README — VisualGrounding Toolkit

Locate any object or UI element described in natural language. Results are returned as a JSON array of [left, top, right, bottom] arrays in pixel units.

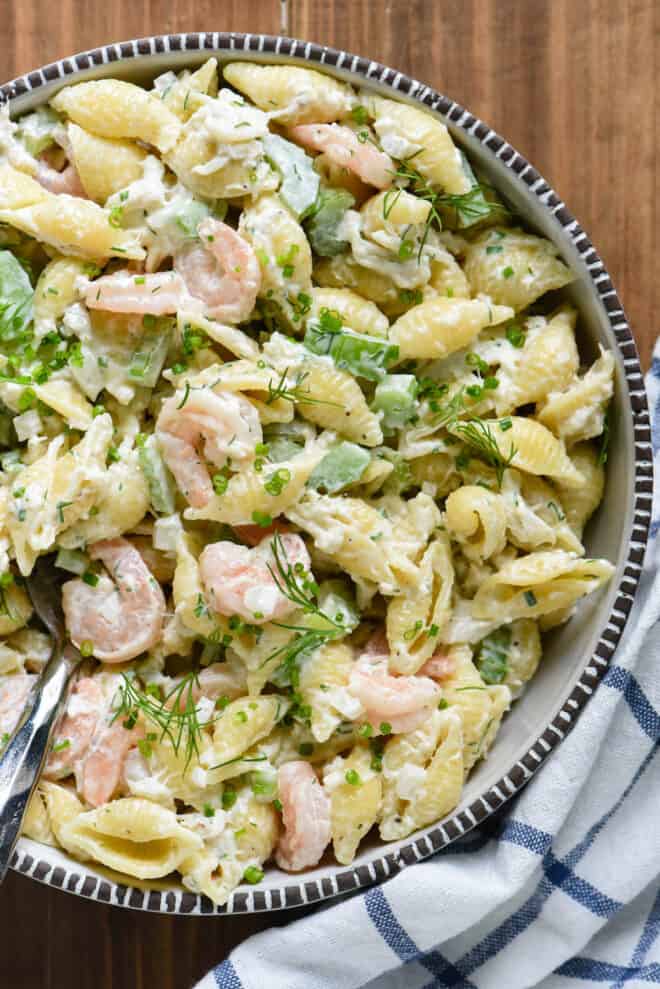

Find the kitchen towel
[[197, 350, 660, 989]]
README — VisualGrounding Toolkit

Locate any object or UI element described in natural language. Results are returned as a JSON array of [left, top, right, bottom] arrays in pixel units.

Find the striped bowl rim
[[1, 31, 653, 915]]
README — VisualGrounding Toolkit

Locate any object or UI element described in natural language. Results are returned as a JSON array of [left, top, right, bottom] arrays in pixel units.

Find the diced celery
[[263, 134, 320, 221], [317, 579, 360, 632], [69, 342, 105, 401], [304, 320, 399, 381], [305, 186, 355, 258], [475, 626, 511, 684], [439, 153, 503, 230], [55, 547, 89, 576], [173, 200, 212, 239], [249, 766, 278, 802], [0, 450, 22, 474], [0, 251, 33, 343], [371, 374, 418, 431], [304, 187, 354, 256], [262, 422, 307, 462], [374, 448, 414, 493], [128, 318, 172, 388], [16, 106, 60, 157], [153, 513, 183, 552], [268, 436, 303, 462], [138, 435, 177, 515], [307, 442, 370, 494]]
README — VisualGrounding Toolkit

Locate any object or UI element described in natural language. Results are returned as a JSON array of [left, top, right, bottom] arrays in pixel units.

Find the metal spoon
[[0, 555, 81, 882]]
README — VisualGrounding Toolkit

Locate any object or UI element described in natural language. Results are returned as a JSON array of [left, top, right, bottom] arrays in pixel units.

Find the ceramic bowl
[[0, 32, 652, 915]]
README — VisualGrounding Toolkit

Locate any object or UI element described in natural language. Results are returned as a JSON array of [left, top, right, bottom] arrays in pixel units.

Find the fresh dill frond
[[428, 387, 467, 429], [268, 533, 324, 615], [262, 626, 335, 687], [112, 671, 213, 769], [390, 157, 509, 260], [261, 534, 345, 683], [598, 404, 611, 466], [449, 417, 517, 489], [208, 752, 268, 771], [266, 366, 341, 408]]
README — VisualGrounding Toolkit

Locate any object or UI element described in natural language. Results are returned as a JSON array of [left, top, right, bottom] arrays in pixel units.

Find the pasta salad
[[0, 59, 615, 903]]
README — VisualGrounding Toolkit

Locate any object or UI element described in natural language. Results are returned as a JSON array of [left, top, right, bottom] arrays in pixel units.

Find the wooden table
[[0, 1, 656, 986]]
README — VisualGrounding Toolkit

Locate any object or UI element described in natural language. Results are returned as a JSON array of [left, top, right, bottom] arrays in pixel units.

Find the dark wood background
[[0, 1, 657, 986]]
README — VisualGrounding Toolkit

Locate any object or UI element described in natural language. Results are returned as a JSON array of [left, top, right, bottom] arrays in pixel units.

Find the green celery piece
[[267, 436, 304, 463], [0, 251, 33, 343], [373, 448, 414, 494], [249, 769, 277, 800], [307, 442, 370, 494], [317, 579, 360, 632], [0, 450, 22, 474], [16, 106, 60, 157], [262, 421, 307, 463], [138, 435, 177, 515], [304, 186, 354, 256], [475, 626, 511, 684], [263, 134, 320, 220], [173, 199, 212, 239], [55, 548, 89, 576], [439, 152, 503, 230], [128, 318, 173, 388], [304, 321, 399, 381], [371, 374, 418, 431]]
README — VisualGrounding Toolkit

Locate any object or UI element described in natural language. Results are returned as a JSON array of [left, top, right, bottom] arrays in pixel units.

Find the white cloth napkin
[[197, 355, 660, 989]]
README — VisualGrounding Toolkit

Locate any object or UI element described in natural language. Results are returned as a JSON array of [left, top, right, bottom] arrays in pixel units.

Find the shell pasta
[[0, 58, 613, 905]]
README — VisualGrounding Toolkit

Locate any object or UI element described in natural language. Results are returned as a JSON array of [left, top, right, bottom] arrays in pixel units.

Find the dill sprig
[[266, 366, 341, 408], [261, 534, 345, 682], [428, 387, 467, 429], [449, 418, 517, 489], [112, 671, 214, 769], [597, 404, 611, 466], [267, 533, 327, 614], [388, 157, 509, 260], [209, 752, 268, 771]]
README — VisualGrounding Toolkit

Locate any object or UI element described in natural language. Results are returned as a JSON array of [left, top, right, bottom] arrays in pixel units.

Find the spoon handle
[[0, 648, 77, 882]]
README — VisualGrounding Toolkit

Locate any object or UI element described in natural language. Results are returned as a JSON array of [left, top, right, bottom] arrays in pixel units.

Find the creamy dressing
[[0, 105, 37, 174], [337, 211, 440, 289]]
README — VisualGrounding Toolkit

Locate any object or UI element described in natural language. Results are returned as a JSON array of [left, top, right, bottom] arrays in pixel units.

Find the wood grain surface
[[0, 2, 657, 987]]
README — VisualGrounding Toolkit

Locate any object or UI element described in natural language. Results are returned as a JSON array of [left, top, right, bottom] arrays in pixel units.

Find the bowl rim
[[1, 30, 653, 917]]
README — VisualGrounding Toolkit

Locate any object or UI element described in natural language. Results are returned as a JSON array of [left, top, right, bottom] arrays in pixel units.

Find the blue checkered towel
[[197, 354, 660, 989]]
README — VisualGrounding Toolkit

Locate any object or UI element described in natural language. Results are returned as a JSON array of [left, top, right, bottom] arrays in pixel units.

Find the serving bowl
[[0, 32, 652, 915]]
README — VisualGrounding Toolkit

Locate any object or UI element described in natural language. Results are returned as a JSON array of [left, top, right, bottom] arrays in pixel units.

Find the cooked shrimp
[[193, 660, 248, 702], [84, 270, 190, 315], [0, 673, 35, 739], [418, 651, 456, 682], [129, 536, 177, 584], [156, 387, 261, 508], [233, 520, 291, 547], [79, 716, 144, 807], [199, 533, 311, 625], [275, 761, 331, 872], [62, 537, 166, 663], [349, 638, 440, 734], [174, 218, 261, 324], [36, 158, 87, 197], [45, 677, 103, 778], [289, 124, 394, 190], [43, 675, 143, 807]]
